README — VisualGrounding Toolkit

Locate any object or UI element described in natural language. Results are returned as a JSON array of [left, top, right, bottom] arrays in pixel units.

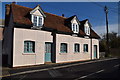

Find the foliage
[[99, 32, 120, 52]]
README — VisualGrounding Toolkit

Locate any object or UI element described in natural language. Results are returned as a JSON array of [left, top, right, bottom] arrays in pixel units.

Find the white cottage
[[3, 3, 100, 67]]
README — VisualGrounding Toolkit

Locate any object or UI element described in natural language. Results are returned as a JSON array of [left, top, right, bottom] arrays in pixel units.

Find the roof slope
[[5, 3, 100, 39], [80, 19, 100, 39], [10, 3, 72, 33]]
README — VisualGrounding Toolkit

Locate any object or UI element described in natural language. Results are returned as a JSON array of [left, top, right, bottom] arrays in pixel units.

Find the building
[[0, 19, 4, 55], [3, 3, 100, 67]]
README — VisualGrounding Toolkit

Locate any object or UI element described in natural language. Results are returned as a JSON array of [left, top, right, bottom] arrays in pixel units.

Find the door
[[94, 45, 97, 59], [45, 42, 52, 62]]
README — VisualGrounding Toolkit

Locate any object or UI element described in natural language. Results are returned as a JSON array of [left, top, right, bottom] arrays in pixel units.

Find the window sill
[[22, 53, 36, 55], [83, 52, 88, 53], [31, 26, 42, 29], [59, 53, 67, 55], [74, 52, 80, 54]]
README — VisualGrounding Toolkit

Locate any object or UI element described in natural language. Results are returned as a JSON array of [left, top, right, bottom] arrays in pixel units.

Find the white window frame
[[32, 15, 44, 27], [83, 44, 88, 52], [74, 43, 80, 53], [60, 43, 67, 53], [24, 41, 35, 53], [72, 23, 79, 33], [84, 21, 90, 35]]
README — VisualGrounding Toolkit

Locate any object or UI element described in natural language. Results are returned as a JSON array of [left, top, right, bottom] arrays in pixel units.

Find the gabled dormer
[[84, 20, 90, 36], [30, 5, 46, 28], [70, 15, 80, 33]]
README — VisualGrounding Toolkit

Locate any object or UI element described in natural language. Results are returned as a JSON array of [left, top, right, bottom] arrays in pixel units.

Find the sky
[[1, 2, 119, 36]]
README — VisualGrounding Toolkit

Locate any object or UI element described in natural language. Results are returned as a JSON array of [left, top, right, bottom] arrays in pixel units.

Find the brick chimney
[[62, 14, 64, 17], [5, 4, 10, 26], [12, 1, 16, 4]]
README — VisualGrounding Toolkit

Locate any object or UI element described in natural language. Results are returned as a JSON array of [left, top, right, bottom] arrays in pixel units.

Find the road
[[2, 58, 120, 80]]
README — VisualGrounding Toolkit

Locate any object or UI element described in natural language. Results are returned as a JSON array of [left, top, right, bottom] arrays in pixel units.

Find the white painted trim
[[84, 20, 90, 36], [30, 5, 46, 17], [32, 15, 44, 27]]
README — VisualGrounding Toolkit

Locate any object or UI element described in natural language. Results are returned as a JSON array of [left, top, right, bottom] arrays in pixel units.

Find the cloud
[[93, 24, 118, 36]]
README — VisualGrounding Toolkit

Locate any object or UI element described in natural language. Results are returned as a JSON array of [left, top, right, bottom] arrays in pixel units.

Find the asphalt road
[[2, 58, 120, 80]]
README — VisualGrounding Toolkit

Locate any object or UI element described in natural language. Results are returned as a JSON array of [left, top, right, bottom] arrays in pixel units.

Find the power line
[[89, 1, 120, 14]]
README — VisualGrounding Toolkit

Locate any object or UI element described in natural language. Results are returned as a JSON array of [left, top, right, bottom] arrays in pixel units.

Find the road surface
[[2, 58, 120, 80]]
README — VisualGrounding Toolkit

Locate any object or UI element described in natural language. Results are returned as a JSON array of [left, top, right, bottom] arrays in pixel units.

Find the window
[[76, 25, 78, 32], [74, 44, 80, 53], [24, 41, 35, 53], [84, 24, 90, 35], [38, 17, 42, 26], [60, 43, 67, 53], [83, 44, 88, 52], [87, 27, 90, 35], [85, 27, 90, 35], [72, 23, 79, 33], [73, 24, 75, 31], [33, 16, 37, 26], [32, 15, 43, 27]]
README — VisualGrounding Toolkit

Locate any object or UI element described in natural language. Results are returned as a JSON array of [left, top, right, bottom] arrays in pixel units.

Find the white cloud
[[93, 24, 118, 36]]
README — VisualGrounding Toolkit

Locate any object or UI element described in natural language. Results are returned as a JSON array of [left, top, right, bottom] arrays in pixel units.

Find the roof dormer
[[70, 16, 80, 33], [30, 5, 46, 29], [84, 20, 90, 36]]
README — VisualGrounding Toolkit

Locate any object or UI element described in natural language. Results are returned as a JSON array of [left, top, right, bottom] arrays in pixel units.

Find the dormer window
[[38, 17, 42, 26], [30, 5, 46, 28], [84, 21, 90, 35], [33, 15, 37, 26], [85, 26, 90, 35], [76, 24, 78, 32], [70, 16, 80, 34], [72, 23, 79, 33], [32, 15, 43, 27]]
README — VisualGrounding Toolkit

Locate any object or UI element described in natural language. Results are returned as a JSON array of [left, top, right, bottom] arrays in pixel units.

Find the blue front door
[[94, 45, 97, 59], [45, 42, 52, 62]]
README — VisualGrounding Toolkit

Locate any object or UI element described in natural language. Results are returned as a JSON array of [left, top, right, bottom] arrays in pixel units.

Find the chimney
[[5, 4, 10, 26], [5, 4, 10, 15], [12, 1, 16, 4], [62, 14, 64, 17]]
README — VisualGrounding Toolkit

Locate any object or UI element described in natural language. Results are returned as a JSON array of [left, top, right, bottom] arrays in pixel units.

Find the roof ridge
[[11, 3, 32, 10]]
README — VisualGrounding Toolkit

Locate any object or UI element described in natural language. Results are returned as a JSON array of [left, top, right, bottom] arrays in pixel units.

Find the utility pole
[[104, 6, 109, 57]]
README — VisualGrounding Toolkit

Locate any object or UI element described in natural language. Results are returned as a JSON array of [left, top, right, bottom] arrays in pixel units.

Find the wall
[[56, 34, 91, 63], [0, 28, 3, 55], [13, 28, 99, 67], [91, 39, 99, 59], [13, 28, 53, 67], [56, 34, 99, 63], [0, 28, 3, 40]]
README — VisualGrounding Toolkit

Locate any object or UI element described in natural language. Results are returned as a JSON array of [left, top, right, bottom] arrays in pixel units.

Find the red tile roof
[[5, 3, 100, 39]]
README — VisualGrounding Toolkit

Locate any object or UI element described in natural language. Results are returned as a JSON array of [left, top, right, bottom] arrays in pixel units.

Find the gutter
[[91, 38, 92, 60]]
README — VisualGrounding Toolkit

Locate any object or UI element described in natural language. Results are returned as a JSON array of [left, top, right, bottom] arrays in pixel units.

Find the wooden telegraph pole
[[104, 6, 110, 57]]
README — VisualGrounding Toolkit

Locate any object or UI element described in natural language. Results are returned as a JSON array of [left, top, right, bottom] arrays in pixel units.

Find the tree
[[99, 32, 120, 52]]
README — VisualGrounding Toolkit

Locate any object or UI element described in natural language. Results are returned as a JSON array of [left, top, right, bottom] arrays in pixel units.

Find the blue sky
[[1, 2, 119, 35]]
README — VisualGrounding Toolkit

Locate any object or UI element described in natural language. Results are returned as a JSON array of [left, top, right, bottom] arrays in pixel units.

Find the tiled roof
[[80, 19, 100, 39], [5, 3, 100, 39], [90, 29, 100, 39], [44, 12, 72, 33]]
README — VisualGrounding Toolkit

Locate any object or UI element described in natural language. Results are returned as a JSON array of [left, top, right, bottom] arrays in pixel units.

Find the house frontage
[[3, 3, 100, 67]]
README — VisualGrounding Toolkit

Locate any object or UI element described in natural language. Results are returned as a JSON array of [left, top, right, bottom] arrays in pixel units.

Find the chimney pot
[[62, 14, 64, 17], [12, 1, 16, 4]]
